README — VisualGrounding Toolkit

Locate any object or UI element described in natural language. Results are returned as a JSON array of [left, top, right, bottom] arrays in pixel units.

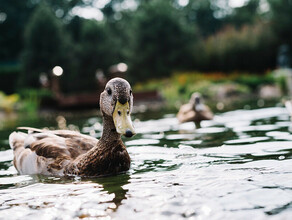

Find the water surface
[[0, 107, 292, 219]]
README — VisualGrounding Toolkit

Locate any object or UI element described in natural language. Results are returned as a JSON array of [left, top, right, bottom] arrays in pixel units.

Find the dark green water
[[0, 106, 292, 219]]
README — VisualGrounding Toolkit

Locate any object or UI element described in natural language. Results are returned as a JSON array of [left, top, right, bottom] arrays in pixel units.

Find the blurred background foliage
[[0, 0, 291, 95]]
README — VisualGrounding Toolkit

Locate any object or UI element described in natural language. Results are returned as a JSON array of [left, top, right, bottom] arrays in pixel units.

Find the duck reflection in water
[[177, 92, 213, 128], [91, 173, 130, 212]]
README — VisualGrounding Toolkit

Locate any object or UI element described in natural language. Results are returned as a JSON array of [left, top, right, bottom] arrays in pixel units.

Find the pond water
[[0, 106, 292, 219]]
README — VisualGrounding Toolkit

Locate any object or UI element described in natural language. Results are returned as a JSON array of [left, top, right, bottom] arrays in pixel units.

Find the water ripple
[[0, 107, 291, 219]]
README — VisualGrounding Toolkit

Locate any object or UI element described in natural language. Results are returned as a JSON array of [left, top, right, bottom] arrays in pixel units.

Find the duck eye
[[118, 110, 121, 116], [130, 90, 132, 96], [107, 88, 112, 95]]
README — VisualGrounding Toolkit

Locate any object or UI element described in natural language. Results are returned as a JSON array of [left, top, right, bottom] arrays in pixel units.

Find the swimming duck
[[9, 78, 135, 177], [177, 92, 213, 127]]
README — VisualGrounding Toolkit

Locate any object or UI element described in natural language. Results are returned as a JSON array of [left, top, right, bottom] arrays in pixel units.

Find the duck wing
[[177, 103, 196, 123], [196, 105, 214, 121], [9, 127, 98, 175]]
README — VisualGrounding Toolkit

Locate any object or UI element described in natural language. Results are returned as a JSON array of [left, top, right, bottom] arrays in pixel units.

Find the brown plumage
[[177, 92, 213, 127], [9, 78, 135, 177]]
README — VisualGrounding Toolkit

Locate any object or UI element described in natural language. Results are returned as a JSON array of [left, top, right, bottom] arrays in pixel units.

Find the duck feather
[[9, 128, 98, 175], [9, 78, 134, 177]]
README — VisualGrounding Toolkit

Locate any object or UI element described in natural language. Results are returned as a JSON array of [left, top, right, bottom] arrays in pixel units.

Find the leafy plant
[[133, 71, 277, 108], [17, 89, 53, 114], [0, 92, 19, 113]]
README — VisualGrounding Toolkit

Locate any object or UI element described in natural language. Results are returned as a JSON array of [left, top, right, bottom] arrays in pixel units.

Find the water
[[0, 106, 292, 219]]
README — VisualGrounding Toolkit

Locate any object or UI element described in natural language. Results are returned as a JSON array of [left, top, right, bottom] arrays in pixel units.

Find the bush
[[0, 91, 19, 113], [196, 23, 277, 72], [233, 73, 275, 91], [17, 88, 53, 114], [133, 71, 280, 110]]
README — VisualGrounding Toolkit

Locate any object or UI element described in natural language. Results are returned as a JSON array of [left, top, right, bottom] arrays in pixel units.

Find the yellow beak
[[113, 101, 135, 137]]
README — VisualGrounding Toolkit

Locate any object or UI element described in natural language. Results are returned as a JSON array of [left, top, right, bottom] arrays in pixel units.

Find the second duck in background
[[177, 92, 213, 128]]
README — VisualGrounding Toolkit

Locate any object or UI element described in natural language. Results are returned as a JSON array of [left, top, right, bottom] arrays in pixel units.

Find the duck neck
[[67, 113, 129, 176], [100, 113, 121, 143]]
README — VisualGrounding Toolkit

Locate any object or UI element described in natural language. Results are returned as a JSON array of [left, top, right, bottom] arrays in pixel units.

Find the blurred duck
[[285, 100, 292, 120], [177, 92, 213, 127], [9, 78, 135, 177]]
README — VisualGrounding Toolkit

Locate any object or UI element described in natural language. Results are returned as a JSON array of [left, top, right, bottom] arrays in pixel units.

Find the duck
[[177, 92, 213, 127], [9, 78, 135, 177]]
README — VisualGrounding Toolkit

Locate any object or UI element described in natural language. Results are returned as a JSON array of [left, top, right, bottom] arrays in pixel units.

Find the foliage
[[0, 64, 21, 94], [17, 88, 53, 114], [0, 91, 19, 113], [133, 71, 277, 107], [223, 0, 260, 28], [268, 0, 292, 46], [233, 73, 275, 91], [184, 0, 222, 36], [196, 23, 277, 72], [128, 0, 196, 82], [42, 0, 91, 18], [0, 88, 52, 116], [0, 0, 91, 62], [62, 17, 125, 93], [0, 0, 34, 62], [0, 0, 292, 94], [20, 3, 70, 87], [71, 20, 115, 92]]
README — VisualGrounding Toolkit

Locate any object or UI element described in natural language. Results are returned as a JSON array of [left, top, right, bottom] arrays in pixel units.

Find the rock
[[259, 85, 282, 99]]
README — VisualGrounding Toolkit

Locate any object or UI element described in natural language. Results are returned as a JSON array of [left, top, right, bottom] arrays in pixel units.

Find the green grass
[[17, 88, 53, 114], [133, 71, 279, 110], [0, 89, 53, 117]]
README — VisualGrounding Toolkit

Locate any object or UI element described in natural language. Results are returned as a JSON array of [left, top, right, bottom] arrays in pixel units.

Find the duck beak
[[113, 101, 135, 137]]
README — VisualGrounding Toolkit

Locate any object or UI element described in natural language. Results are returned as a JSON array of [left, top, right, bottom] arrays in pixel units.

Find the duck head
[[190, 92, 205, 112], [100, 77, 135, 138]]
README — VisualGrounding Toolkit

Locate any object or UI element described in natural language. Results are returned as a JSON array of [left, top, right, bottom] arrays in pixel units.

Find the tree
[[184, 0, 222, 37], [0, 0, 34, 62], [128, 0, 196, 82], [20, 3, 69, 87], [223, 0, 260, 28], [67, 19, 119, 92], [268, 0, 292, 45], [44, 0, 91, 19], [0, 0, 92, 63], [198, 23, 277, 72]]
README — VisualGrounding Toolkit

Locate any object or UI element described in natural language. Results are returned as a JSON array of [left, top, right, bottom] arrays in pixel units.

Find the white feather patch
[[9, 132, 26, 149], [18, 151, 38, 175]]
